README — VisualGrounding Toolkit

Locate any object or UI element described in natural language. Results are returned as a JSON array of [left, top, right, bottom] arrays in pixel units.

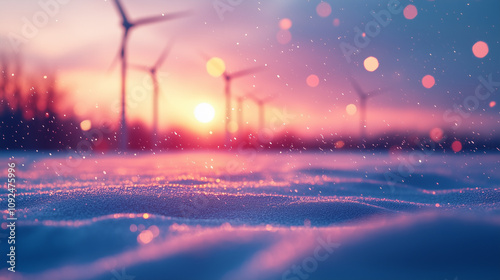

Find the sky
[[0, 0, 499, 139]]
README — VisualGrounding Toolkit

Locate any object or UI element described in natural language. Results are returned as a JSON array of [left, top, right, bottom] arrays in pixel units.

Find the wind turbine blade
[[155, 42, 173, 69], [347, 76, 365, 97], [133, 11, 192, 26], [229, 66, 266, 79], [244, 91, 257, 99], [128, 64, 150, 72], [262, 96, 275, 103], [108, 32, 128, 73], [107, 48, 121, 73], [246, 95, 263, 105], [113, 0, 129, 23], [198, 51, 212, 61], [247, 95, 258, 103], [367, 87, 390, 98]]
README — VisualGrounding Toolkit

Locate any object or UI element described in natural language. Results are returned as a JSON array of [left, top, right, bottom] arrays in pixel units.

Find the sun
[[194, 103, 215, 123]]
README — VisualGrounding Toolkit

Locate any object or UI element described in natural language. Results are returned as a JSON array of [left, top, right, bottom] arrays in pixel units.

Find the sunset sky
[[0, 0, 498, 138]]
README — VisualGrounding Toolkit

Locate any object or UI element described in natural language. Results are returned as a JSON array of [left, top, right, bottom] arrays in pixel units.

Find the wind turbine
[[111, 0, 189, 151], [236, 95, 246, 139], [129, 42, 173, 149], [204, 55, 265, 146], [248, 94, 274, 133], [348, 77, 387, 141], [221, 66, 265, 146], [235, 92, 254, 140]]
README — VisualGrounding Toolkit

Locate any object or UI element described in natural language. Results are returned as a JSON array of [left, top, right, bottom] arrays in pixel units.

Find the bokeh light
[[148, 225, 160, 238], [422, 75, 435, 89], [333, 18, 340, 27], [335, 140, 345, 148], [472, 41, 489, 58], [346, 104, 357, 115], [80, 120, 91, 131], [143, 213, 150, 219], [137, 230, 154, 244], [279, 18, 292, 30], [430, 127, 444, 142], [451, 140, 462, 153], [306, 74, 320, 87], [130, 224, 137, 232], [316, 2, 332, 17], [206, 57, 226, 77], [490, 101, 496, 108], [276, 30, 292, 44], [363, 56, 379, 72], [403, 5, 418, 20]]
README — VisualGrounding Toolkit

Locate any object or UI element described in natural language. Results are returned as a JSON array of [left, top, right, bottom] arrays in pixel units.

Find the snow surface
[[1, 152, 499, 280]]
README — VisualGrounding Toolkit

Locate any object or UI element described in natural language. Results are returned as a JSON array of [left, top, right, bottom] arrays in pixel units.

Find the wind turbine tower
[[112, 0, 189, 150], [129, 43, 173, 149]]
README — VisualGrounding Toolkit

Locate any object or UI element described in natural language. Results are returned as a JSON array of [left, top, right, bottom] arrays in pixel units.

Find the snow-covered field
[[1, 152, 500, 280]]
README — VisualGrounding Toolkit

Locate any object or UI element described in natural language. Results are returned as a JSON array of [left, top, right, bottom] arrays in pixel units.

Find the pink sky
[[0, 0, 497, 138]]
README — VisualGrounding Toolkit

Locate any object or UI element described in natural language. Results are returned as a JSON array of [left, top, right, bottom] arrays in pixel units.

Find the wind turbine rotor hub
[[122, 21, 133, 30]]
